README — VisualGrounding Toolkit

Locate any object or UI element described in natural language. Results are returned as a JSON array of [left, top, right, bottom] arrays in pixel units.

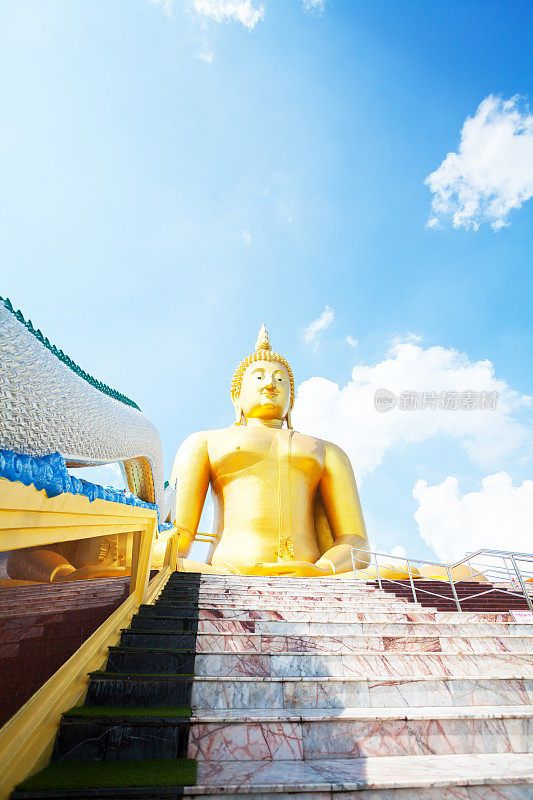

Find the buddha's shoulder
[[309, 435, 351, 463], [178, 426, 238, 451]]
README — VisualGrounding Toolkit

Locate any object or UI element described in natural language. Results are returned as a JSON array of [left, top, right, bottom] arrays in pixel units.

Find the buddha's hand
[[176, 528, 195, 557], [52, 566, 130, 582], [247, 560, 334, 577]]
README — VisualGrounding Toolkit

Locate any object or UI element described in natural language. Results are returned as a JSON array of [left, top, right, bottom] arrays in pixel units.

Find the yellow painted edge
[[0, 567, 170, 800], [0, 479, 156, 518], [0, 511, 156, 529], [0, 523, 148, 552]]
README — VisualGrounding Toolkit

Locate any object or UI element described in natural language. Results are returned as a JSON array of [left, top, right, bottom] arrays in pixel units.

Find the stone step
[[163, 584, 509, 600], [152, 601, 429, 615], [187, 706, 533, 761], [12, 754, 532, 799], [182, 753, 533, 799], [156, 599, 429, 612], [193, 632, 532, 655], [164, 579, 384, 590], [161, 584, 390, 599], [120, 630, 198, 650], [49, 706, 533, 762], [161, 584, 416, 600], [130, 617, 533, 637], [120, 629, 533, 655], [167, 576, 513, 596], [12, 759, 196, 800], [192, 650, 533, 678], [105, 646, 195, 674], [86, 674, 195, 707], [189, 675, 533, 710], [173, 600, 531, 612], [136, 606, 514, 623], [164, 576, 468, 589], [86, 673, 533, 710], [52, 714, 190, 761], [167, 576, 377, 587], [161, 586, 417, 598]]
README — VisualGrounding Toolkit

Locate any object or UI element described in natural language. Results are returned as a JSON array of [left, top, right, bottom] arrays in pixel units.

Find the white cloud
[[390, 545, 407, 559], [293, 339, 531, 482], [241, 228, 252, 244], [190, 0, 265, 29], [152, 0, 327, 28], [426, 94, 533, 231], [196, 42, 214, 62], [301, 0, 326, 12], [346, 335, 358, 348], [68, 462, 125, 489], [150, 0, 175, 17], [303, 305, 334, 348], [413, 472, 533, 562]]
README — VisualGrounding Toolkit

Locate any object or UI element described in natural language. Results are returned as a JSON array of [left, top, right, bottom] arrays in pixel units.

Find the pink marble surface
[[189, 587, 382, 597], [191, 705, 531, 721], [187, 713, 531, 761], [195, 634, 263, 653], [194, 650, 533, 679], [188, 720, 304, 761], [195, 619, 530, 636], [187, 753, 533, 792], [198, 608, 441, 623], [191, 675, 533, 704], [172, 574, 533, 799], [192, 632, 532, 656], [439, 636, 533, 654], [197, 608, 515, 624], [301, 716, 530, 759], [185, 787, 531, 799]]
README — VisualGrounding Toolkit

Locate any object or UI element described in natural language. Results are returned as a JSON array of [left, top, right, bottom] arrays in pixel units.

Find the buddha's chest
[[208, 428, 325, 484]]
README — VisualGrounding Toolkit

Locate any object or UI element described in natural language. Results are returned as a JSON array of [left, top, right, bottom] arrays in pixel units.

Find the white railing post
[[503, 555, 515, 588], [510, 554, 533, 614], [406, 559, 417, 604], [446, 565, 462, 612], [374, 551, 382, 590]]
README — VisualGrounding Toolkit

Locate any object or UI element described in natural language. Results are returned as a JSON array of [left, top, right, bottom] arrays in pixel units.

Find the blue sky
[[1, 0, 532, 564]]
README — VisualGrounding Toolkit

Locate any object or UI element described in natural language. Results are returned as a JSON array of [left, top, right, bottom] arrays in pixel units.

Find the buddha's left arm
[[315, 441, 370, 573]]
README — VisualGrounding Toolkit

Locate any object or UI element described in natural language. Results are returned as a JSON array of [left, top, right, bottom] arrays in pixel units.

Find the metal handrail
[[350, 545, 533, 614]]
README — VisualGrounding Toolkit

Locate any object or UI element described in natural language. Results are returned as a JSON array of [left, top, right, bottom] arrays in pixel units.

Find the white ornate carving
[[0, 304, 164, 510]]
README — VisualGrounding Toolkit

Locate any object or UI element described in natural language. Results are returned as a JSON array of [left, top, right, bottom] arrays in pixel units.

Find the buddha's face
[[238, 360, 291, 422]]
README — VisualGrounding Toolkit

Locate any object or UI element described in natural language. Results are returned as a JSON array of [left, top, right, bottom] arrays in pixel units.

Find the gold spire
[[255, 323, 271, 352]]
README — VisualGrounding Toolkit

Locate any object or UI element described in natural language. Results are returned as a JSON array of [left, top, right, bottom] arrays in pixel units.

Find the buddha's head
[[231, 325, 295, 428]]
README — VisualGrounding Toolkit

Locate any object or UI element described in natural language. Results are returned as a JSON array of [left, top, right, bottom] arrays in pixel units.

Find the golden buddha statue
[[171, 326, 370, 577]]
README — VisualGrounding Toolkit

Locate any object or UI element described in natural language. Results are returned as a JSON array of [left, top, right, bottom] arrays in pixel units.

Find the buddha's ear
[[285, 408, 293, 429], [233, 398, 245, 426]]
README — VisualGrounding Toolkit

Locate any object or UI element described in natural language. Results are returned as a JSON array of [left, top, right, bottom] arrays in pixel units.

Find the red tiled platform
[[0, 576, 130, 726], [368, 580, 533, 613]]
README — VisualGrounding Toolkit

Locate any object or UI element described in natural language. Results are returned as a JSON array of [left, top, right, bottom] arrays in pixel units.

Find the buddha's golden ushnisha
[[171, 325, 370, 577]]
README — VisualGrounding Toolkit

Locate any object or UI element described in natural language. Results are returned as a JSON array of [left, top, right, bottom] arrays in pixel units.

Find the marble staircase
[[12, 572, 533, 799], [177, 574, 533, 797]]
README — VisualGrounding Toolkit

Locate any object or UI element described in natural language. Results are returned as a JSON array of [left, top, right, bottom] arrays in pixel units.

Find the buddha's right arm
[[7, 548, 76, 582], [170, 432, 211, 557]]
